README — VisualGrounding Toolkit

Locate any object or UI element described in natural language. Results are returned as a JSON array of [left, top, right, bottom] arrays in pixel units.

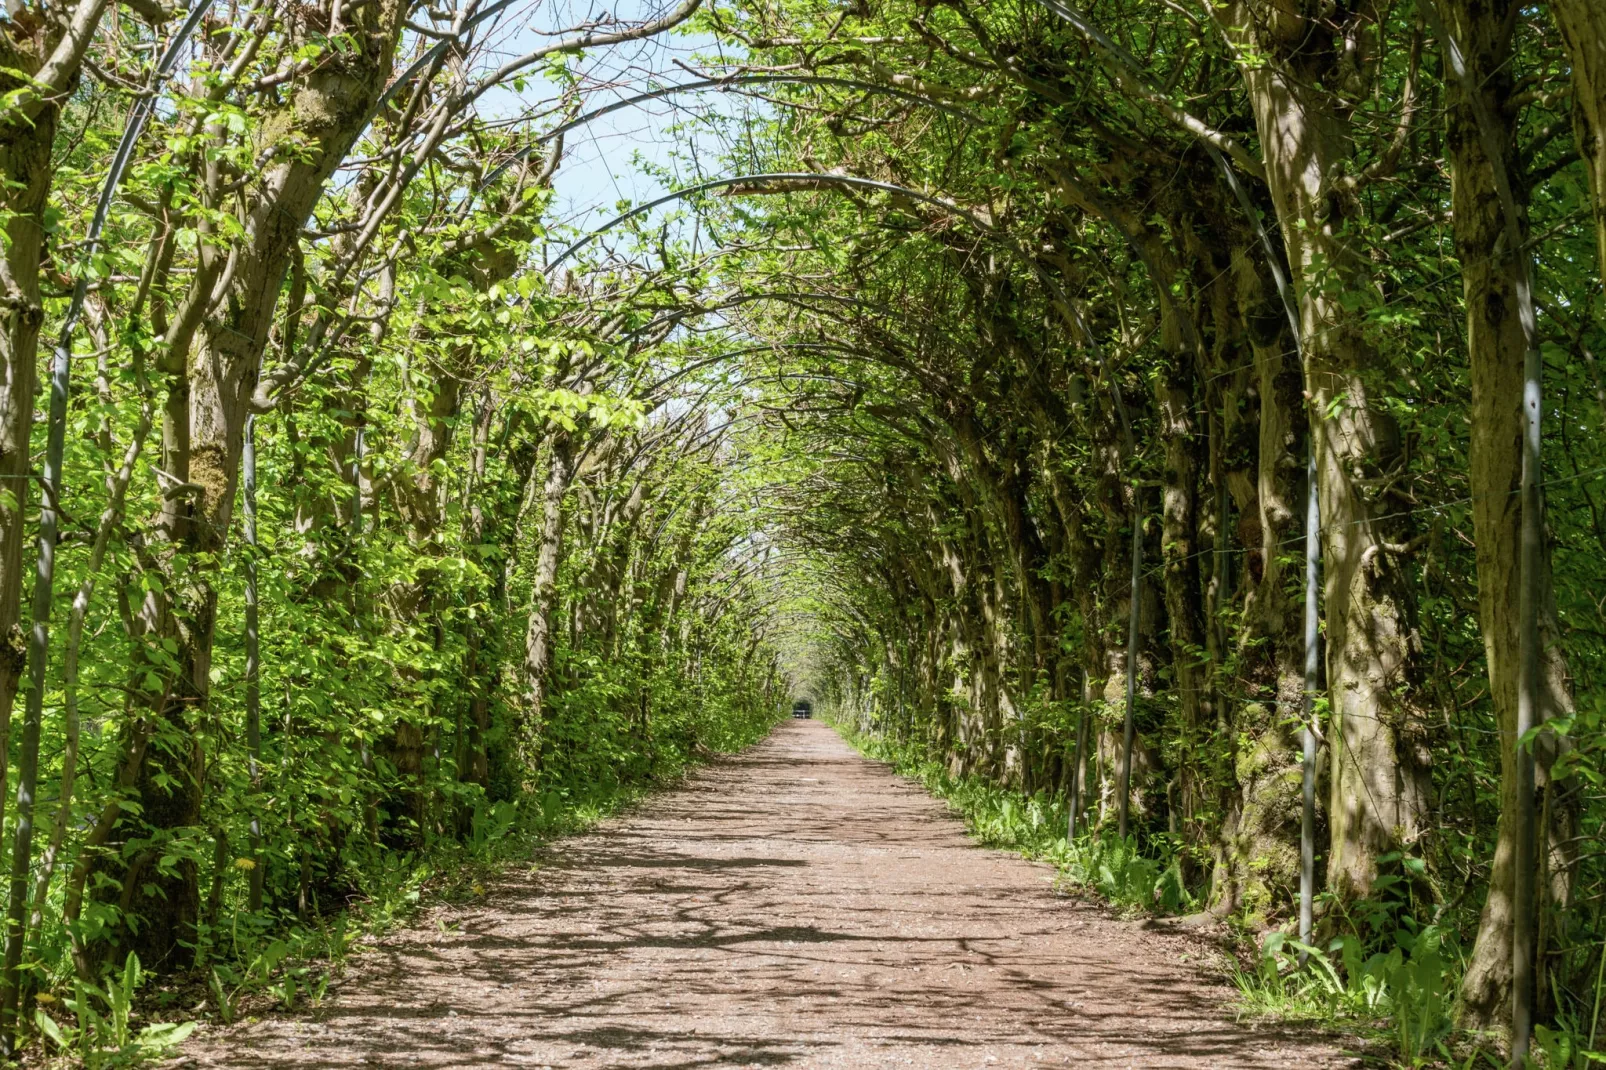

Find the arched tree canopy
[[0, 0, 1600, 1060]]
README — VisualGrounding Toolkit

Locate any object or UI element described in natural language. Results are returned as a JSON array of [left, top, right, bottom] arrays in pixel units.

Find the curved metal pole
[[0, 0, 215, 1047], [1209, 127, 1322, 961], [1028, 0, 1263, 180], [243, 416, 263, 912], [1428, 6, 1545, 1059], [1217, 153, 1321, 951], [543, 173, 1135, 456], [545, 172, 998, 272], [370, 0, 512, 117], [1301, 452, 1319, 951], [281, 64, 1005, 407], [1117, 479, 1142, 840], [1069, 668, 1089, 841], [1044, 178, 1149, 842]]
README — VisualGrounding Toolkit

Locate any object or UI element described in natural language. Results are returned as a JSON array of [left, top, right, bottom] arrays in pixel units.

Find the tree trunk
[[1210, 243, 1310, 920], [1442, 0, 1579, 1031], [1553, 0, 1606, 287], [89, 0, 404, 968], [521, 432, 575, 782], [1155, 348, 1208, 869], [459, 391, 499, 798], [1214, 1, 1431, 900]]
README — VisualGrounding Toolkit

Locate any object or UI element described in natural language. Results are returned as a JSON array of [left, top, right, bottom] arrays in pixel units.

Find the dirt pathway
[[186, 721, 1356, 1068]]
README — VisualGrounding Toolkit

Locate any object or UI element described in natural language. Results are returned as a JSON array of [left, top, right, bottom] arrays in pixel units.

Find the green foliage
[[1059, 834, 1192, 916], [1232, 929, 1454, 1067], [1534, 1021, 1606, 1069], [0, 81, 789, 1046], [34, 955, 195, 1068], [3, 0, 1606, 1066]]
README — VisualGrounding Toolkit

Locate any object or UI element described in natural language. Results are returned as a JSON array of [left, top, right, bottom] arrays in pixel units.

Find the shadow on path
[[184, 721, 1358, 1069]]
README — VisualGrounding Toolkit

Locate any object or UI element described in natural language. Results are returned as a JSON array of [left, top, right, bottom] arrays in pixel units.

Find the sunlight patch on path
[[185, 720, 1355, 1069]]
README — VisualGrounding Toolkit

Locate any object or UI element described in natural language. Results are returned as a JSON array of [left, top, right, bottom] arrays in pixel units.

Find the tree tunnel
[[0, 0, 1600, 1063]]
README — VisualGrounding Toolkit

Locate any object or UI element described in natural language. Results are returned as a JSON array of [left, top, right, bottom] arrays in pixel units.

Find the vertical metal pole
[[0, 6, 216, 1048], [1118, 486, 1142, 840], [1070, 668, 1089, 842], [1301, 451, 1320, 953], [0, 275, 73, 1050], [351, 422, 366, 536], [1513, 328, 1542, 1066], [244, 417, 263, 912], [897, 637, 906, 743], [1214, 469, 1231, 649]]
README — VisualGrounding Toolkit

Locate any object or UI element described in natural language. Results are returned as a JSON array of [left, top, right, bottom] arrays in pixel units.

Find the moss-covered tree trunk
[[521, 432, 576, 782], [91, 0, 404, 969], [1441, 0, 1580, 1031], [1215, 0, 1431, 901], [1209, 241, 1310, 920]]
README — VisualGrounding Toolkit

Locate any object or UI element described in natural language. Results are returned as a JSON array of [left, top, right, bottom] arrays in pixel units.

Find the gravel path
[[186, 720, 1357, 1068]]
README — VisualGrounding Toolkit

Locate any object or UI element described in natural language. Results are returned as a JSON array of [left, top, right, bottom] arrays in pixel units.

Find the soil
[[183, 720, 1361, 1068]]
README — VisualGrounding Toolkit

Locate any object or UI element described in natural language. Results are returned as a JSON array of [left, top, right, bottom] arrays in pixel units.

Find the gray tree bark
[[520, 433, 576, 785], [1213, 0, 1432, 901], [1440, 0, 1578, 1038]]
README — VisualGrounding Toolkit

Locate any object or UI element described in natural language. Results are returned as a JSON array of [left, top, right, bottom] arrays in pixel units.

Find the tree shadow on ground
[[187, 721, 1361, 1070]]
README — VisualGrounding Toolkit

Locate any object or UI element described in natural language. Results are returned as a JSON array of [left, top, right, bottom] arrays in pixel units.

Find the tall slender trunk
[[22, 342, 155, 995], [459, 390, 499, 797], [1214, 2, 1431, 899], [521, 433, 575, 783], [1155, 350, 1206, 864], [1440, 0, 1579, 1034], [1553, 0, 1606, 288]]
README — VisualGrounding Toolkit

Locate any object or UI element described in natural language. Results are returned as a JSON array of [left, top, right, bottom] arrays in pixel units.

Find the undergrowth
[[35, 723, 775, 1067]]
